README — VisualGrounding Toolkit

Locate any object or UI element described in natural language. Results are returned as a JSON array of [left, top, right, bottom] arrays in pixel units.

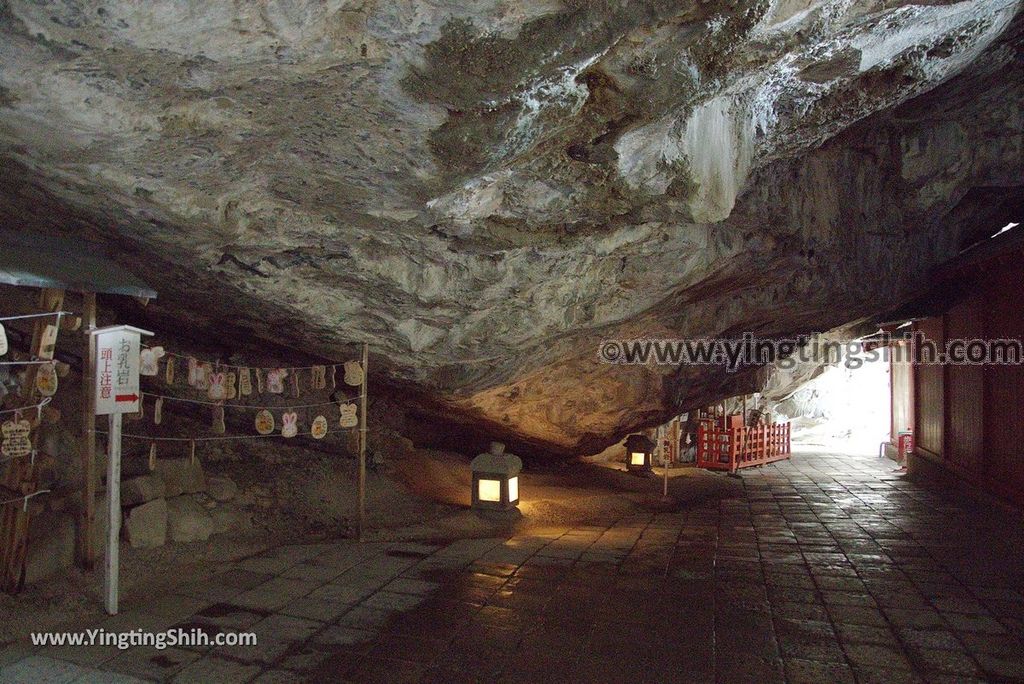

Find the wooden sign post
[[91, 325, 152, 615], [78, 293, 97, 569]]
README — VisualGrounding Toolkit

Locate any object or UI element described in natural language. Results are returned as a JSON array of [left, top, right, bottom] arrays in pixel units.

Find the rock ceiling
[[1, 1, 1022, 453]]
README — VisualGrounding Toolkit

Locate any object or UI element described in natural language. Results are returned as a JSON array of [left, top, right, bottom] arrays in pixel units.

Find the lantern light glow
[[478, 478, 502, 503]]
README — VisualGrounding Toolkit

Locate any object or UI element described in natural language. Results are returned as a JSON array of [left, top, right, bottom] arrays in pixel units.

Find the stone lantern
[[471, 442, 522, 511], [625, 433, 656, 475]]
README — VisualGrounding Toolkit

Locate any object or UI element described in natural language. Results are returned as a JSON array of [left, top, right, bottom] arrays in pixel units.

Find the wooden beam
[[78, 292, 97, 569], [357, 342, 368, 542]]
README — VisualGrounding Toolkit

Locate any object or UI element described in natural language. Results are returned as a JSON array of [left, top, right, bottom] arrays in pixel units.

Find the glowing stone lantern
[[625, 433, 656, 475], [471, 442, 522, 512]]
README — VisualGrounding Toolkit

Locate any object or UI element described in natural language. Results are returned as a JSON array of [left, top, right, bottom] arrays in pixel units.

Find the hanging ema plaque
[[338, 403, 358, 429], [36, 361, 58, 397], [281, 411, 298, 438], [254, 409, 275, 435], [0, 417, 32, 459], [311, 415, 328, 439]]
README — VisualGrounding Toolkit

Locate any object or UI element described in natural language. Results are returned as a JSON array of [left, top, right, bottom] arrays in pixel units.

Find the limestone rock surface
[[1, 1, 1021, 453]]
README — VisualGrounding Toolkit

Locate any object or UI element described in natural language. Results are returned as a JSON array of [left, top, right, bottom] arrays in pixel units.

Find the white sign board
[[93, 326, 150, 415], [89, 325, 152, 616]]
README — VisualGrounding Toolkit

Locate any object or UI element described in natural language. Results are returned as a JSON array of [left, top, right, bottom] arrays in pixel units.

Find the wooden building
[[886, 226, 1024, 507]]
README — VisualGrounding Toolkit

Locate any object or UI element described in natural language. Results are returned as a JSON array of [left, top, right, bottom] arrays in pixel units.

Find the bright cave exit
[[776, 348, 894, 456]]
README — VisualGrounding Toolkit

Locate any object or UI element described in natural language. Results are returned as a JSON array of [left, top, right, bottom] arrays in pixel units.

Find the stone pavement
[[3, 451, 1024, 683]]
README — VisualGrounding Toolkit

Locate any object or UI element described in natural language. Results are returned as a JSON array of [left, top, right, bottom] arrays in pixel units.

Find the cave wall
[[0, 1, 1021, 454]]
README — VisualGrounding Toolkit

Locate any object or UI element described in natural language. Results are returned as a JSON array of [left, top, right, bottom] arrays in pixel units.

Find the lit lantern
[[625, 433, 656, 475], [471, 442, 522, 512]]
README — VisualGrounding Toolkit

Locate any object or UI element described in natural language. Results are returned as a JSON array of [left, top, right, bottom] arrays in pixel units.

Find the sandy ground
[[390, 448, 742, 540]]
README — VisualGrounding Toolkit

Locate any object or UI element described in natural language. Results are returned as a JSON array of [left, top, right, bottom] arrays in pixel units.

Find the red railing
[[696, 419, 791, 473]]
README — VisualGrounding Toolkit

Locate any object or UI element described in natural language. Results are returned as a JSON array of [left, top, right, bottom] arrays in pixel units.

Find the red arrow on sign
[[115, 394, 139, 402]]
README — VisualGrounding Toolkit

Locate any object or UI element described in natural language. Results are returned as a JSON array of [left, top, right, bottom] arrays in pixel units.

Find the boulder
[[125, 498, 168, 549], [206, 476, 239, 503], [211, 504, 252, 535], [26, 512, 75, 584], [38, 424, 81, 490], [194, 492, 216, 509], [166, 496, 214, 543], [121, 474, 166, 506], [156, 458, 206, 498]]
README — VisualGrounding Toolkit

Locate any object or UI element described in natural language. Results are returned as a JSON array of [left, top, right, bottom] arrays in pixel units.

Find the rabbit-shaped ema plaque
[[196, 363, 212, 391], [140, 347, 165, 376], [208, 372, 227, 401], [266, 369, 287, 394], [281, 411, 298, 438]]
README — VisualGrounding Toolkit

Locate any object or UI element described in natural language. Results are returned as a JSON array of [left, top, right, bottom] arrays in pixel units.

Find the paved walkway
[[3, 452, 1024, 683]]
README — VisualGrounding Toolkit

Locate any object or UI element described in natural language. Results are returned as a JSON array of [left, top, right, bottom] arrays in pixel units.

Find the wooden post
[[78, 292, 97, 569], [661, 425, 669, 500], [357, 342, 368, 541], [104, 412, 121, 615], [1, 288, 63, 593]]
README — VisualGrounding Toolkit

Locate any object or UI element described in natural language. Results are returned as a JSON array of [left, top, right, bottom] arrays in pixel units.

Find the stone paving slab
[[4, 452, 1024, 682]]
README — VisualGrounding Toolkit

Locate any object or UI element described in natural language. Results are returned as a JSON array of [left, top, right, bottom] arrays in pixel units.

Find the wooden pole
[[662, 428, 669, 500], [78, 292, 97, 569], [104, 412, 121, 615], [357, 342, 368, 541]]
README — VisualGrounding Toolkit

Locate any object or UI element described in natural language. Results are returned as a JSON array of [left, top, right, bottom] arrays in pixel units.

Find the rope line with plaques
[[120, 342, 367, 451]]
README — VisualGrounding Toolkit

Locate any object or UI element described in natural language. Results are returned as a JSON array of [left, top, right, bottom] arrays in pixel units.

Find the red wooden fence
[[696, 419, 791, 473]]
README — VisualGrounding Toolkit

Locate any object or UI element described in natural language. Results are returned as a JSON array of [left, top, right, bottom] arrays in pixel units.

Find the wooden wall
[[914, 316, 945, 458], [945, 298, 985, 474], [912, 258, 1024, 505], [983, 266, 1024, 500]]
